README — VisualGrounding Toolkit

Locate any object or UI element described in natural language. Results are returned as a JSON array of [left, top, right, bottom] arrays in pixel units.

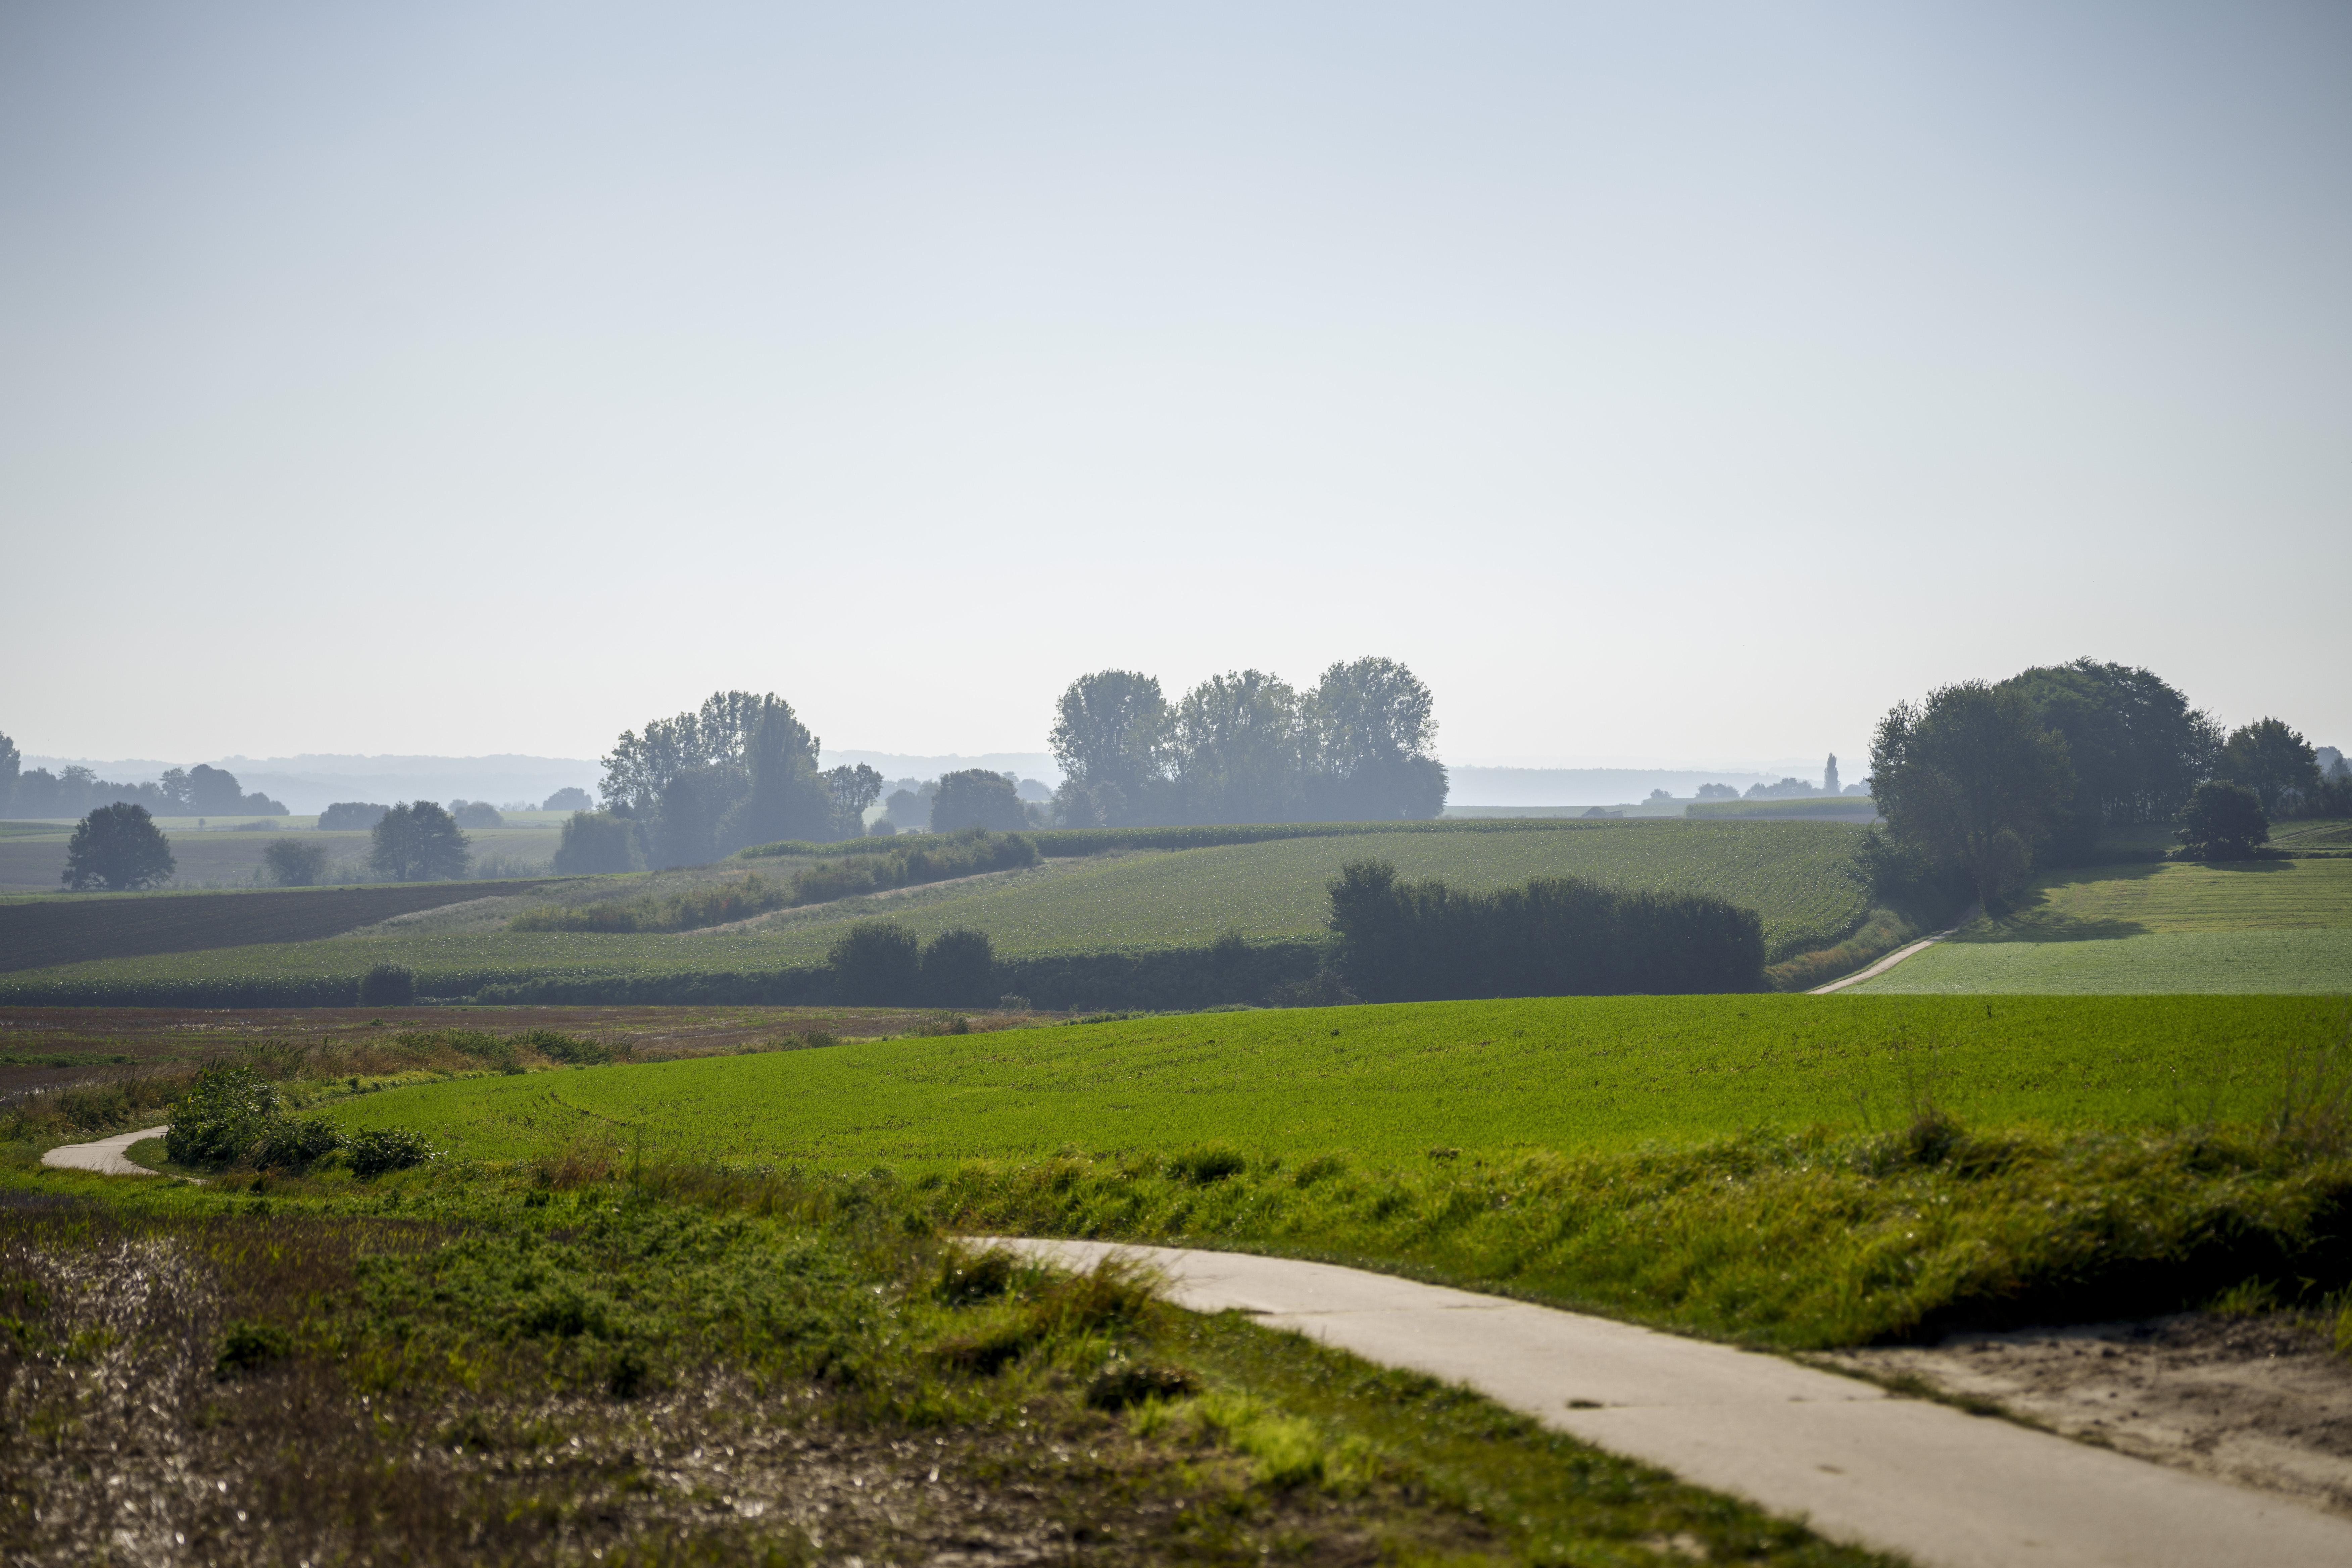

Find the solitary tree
[[1823, 754, 1841, 796], [62, 803, 177, 890], [542, 786, 594, 812], [2176, 781, 2268, 859], [1869, 682, 2072, 906], [2216, 718, 2321, 816], [931, 770, 1027, 832], [552, 811, 644, 875], [262, 837, 329, 886], [0, 730, 19, 814], [369, 801, 471, 882]]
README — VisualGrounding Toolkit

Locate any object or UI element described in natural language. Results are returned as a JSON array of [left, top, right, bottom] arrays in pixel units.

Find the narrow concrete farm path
[[41, 1125, 169, 1177], [987, 1238, 2352, 1568], [1809, 903, 1981, 994]]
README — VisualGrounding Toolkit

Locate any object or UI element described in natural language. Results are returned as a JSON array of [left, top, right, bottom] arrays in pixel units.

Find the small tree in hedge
[[262, 837, 329, 886], [62, 803, 176, 890], [830, 921, 920, 1003], [2177, 781, 2268, 859], [359, 964, 415, 1006], [921, 928, 995, 1006]]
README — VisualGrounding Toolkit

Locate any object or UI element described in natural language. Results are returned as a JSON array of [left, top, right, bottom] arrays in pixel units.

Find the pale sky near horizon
[[4, 2, 2346, 771]]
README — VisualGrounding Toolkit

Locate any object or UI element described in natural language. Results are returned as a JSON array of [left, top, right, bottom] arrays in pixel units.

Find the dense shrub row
[[1021, 818, 1642, 857], [521, 831, 1041, 934], [1328, 859, 1765, 999]]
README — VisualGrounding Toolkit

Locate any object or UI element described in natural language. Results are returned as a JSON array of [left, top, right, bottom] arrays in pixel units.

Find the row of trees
[[1870, 657, 2344, 904], [592, 691, 884, 869], [58, 798, 479, 890], [575, 661, 1443, 870], [0, 733, 285, 820], [1048, 658, 1447, 827]]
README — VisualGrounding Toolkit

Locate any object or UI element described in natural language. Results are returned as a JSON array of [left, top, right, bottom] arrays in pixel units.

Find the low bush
[[358, 964, 415, 1007], [346, 1126, 436, 1177], [253, 1116, 345, 1170], [164, 1066, 282, 1167]]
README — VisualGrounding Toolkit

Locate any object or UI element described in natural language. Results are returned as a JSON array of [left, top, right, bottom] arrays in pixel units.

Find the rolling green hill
[[1852, 857, 2352, 994], [0, 819, 1875, 1004]]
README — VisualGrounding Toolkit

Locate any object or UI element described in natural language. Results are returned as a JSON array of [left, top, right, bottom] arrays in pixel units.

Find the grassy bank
[[0, 1151, 1890, 1566]]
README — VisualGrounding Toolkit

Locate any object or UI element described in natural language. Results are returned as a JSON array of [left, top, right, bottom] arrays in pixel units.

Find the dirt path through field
[[988, 1238, 2352, 1568], [1809, 903, 1980, 993], [42, 1125, 169, 1175]]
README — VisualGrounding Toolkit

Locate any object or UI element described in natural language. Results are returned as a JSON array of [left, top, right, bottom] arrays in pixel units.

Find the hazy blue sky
[[4, 2, 2346, 769]]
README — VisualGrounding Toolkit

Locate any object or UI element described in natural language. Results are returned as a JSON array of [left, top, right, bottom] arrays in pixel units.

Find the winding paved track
[[989, 1238, 2352, 1568], [41, 1125, 169, 1176]]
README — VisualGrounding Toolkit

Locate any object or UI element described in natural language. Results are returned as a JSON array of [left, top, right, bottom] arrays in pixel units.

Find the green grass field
[[0, 819, 1875, 1000], [330, 993, 2339, 1169], [1853, 858, 2352, 994]]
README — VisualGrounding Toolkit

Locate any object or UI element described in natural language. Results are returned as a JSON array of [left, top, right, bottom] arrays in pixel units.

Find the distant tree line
[[1869, 656, 2346, 906], [0, 735, 284, 820], [562, 691, 882, 871], [1048, 657, 1448, 828]]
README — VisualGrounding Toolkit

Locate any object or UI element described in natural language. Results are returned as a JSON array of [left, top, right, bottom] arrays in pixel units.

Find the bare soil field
[[0, 1002, 1051, 1101], [1826, 1313, 2352, 1517], [0, 881, 559, 972]]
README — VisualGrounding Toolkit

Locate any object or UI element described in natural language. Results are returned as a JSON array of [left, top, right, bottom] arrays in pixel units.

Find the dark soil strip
[[0, 882, 556, 973]]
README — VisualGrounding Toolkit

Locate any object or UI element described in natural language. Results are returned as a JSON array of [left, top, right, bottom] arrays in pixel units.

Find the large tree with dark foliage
[[2216, 718, 2321, 816], [0, 731, 18, 814], [1049, 670, 1172, 828], [931, 770, 1027, 832], [369, 801, 471, 882], [1869, 682, 2073, 906], [61, 803, 176, 890], [1996, 659, 2217, 852], [1305, 657, 1449, 821]]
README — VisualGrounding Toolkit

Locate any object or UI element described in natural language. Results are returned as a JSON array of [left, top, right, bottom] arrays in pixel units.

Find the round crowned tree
[[62, 803, 176, 890]]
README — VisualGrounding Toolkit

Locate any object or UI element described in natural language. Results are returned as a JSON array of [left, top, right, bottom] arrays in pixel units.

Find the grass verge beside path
[[0, 1152, 1892, 1567]]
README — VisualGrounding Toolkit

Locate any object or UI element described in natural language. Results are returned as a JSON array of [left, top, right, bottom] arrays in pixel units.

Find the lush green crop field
[[1852, 858, 2352, 994], [0, 820, 1873, 1000], [331, 993, 2333, 1169]]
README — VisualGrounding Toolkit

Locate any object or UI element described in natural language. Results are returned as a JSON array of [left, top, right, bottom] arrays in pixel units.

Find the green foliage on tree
[[931, 770, 1027, 832], [165, 1066, 281, 1166], [921, 927, 996, 1006], [1996, 659, 2218, 851], [2175, 781, 2268, 860], [1049, 658, 1448, 828], [829, 921, 920, 1003], [552, 811, 645, 875], [369, 801, 471, 882], [61, 803, 176, 890], [2215, 717, 2321, 816], [1049, 670, 1171, 826], [262, 837, 329, 886], [1869, 682, 2072, 907]]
